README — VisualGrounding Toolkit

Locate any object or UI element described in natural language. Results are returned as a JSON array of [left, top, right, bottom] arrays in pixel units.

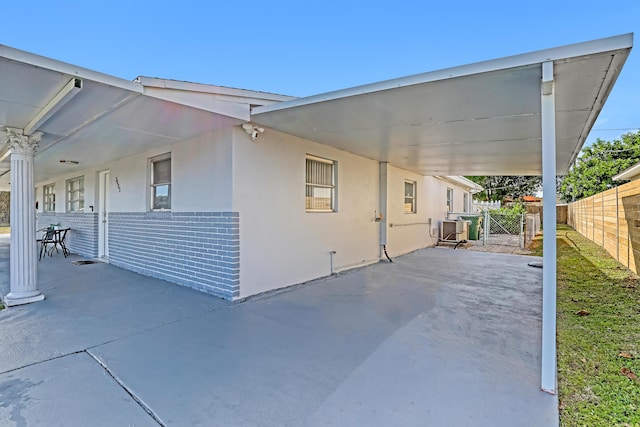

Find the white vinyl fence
[[472, 200, 500, 212]]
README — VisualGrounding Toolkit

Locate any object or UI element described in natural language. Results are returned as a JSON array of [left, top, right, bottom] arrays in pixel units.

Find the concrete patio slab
[[0, 352, 156, 426], [0, 234, 228, 373], [0, 233, 558, 426]]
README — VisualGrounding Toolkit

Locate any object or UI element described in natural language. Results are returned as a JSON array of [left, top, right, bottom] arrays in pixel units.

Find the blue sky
[[2, 0, 638, 146]]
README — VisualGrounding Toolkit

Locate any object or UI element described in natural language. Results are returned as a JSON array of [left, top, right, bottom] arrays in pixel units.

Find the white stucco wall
[[231, 128, 381, 298], [385, 168, 473, 257], [172, 128, 233, 212], [35, 168, 98, 214], [35, 128, 234, 214], [33, 122, 476, 300]]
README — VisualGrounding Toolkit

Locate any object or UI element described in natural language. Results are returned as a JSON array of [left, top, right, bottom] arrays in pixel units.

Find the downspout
[[379, 162, 392, 262]]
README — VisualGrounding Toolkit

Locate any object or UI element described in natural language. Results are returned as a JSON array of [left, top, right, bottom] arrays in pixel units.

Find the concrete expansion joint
[[85, 349, 166, 427], [0, 350, 87, 376], [82, 307, 229, 351]]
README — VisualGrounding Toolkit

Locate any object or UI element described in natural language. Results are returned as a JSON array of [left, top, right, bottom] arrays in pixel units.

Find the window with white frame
[[306, 155, 336, 212], [446, 187, 453, 212], [151, 154, 171, 210], [404, 180, 417, 213], [43, 183, 55, 212], [463, 193, 469, 213], [66, 176, 84, 212]]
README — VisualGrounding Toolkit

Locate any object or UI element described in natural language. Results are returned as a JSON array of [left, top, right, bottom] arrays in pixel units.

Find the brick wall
[[108, 212, 240, 300], [37, 212, 99, 257]]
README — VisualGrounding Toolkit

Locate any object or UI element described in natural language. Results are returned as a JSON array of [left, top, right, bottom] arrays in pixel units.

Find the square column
[[541, 61, 557, 394], [3, 127, 44, 307]]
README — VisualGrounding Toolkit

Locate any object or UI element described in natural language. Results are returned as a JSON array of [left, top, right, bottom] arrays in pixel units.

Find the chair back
[[42, 228, 57, 242]]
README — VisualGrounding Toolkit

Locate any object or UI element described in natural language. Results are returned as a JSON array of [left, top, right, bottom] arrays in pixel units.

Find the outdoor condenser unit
[[440, 220, 468, 242]]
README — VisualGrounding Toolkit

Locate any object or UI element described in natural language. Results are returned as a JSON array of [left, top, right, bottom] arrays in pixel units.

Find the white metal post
[[541, 61, 557, 394]]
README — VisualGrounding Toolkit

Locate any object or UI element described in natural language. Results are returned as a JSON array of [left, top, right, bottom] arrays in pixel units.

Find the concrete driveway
[[0, 234, 558, 426]]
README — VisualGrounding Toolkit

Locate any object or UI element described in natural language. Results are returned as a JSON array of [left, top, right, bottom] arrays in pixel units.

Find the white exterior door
[[98, 171, 110, 259]]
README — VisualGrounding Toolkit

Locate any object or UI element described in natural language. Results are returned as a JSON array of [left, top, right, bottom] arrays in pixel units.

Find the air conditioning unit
[[440, 220, 469, 242]]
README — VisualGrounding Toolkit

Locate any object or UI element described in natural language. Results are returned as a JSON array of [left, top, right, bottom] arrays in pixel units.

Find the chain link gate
[[483, 212, 524, 248], [445, 211, 527, 249]]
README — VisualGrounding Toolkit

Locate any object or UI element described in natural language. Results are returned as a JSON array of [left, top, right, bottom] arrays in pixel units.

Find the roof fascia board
[[565, 49, 632, 171], [136, 76, 295, 102], [435, 175, 483, 192], [0, 44, 143, 93], [453, 175, 484, 192], [252, 33, 633, 116], [141, 86, 251, 120]]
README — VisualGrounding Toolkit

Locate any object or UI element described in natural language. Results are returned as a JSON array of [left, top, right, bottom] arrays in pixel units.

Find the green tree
[[465, 176, 542, 202], [558, 131, 640, 202]]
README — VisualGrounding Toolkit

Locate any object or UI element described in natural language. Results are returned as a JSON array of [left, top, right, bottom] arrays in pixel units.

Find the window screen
[[151, 155, 171, 210], [306, 156, 336, 211]]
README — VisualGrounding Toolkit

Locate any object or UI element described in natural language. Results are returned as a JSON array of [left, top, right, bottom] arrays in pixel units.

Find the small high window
[[404, 180, 417, 213], [446, 188, 454, 212], [66, 176, 84, 212], [43, 183, 55, 212], [463, 193, 469, 213], [151, 154, 171, 210], [306, 155, 336, 212]]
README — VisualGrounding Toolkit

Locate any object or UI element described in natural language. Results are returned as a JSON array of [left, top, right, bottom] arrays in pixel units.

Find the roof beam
[[23, 78, 82, 136]]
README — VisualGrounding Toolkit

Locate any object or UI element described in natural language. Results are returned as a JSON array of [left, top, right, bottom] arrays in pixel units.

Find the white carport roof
[[0, 34, 633, 189], [253, 34, 632, 177], [0, 46, 292, 190]]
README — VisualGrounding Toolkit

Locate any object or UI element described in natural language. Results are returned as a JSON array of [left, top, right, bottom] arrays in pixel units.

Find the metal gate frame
[[483, 211, 524, 248]]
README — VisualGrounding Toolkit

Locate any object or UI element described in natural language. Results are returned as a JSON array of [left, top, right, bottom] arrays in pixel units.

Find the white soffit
[[0, 45, 254, 187], [252, 34, 633, 176]]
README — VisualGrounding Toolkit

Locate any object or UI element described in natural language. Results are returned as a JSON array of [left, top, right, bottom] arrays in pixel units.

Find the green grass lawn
[[531, 225, 640, 426]]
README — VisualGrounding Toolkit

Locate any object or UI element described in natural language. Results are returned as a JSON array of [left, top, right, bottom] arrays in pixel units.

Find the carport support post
[[541, 61, 557, 394], [3, 127, 44, 307]]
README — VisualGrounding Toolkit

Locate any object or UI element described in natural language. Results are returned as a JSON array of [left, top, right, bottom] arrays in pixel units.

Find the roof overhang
[[613, 161, 640, 181], [0, 34, 633, 191], [0, 45, 291, 190], [252, 34, 633, 177], [436, 176, 483, 193]]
